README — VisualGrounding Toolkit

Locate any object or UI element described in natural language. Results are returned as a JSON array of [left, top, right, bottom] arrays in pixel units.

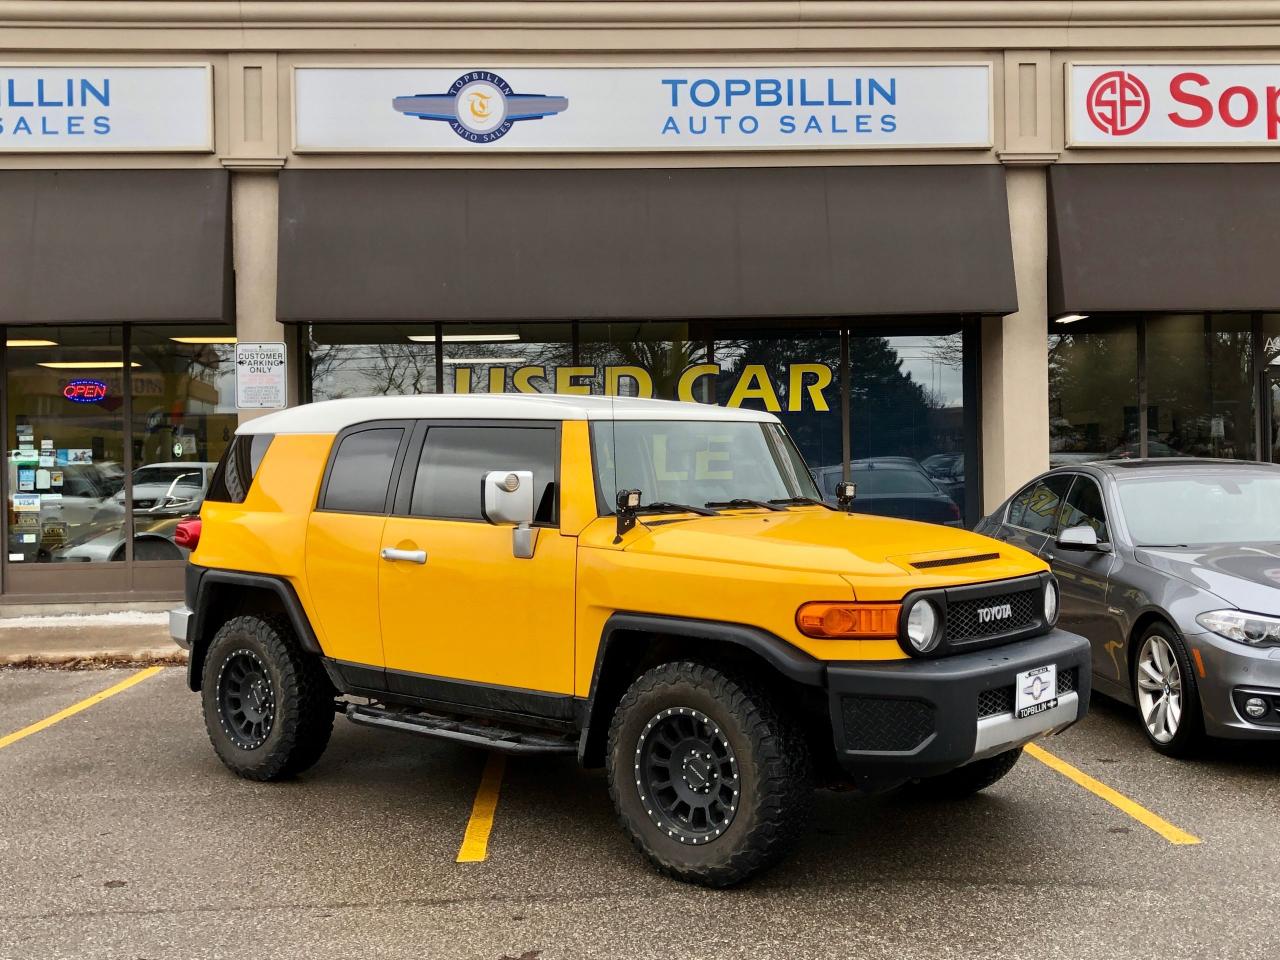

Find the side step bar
[[346, 704, 577, 756]]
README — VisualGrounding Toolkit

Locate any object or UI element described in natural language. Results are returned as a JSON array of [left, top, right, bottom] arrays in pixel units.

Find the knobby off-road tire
[[606, 661, 814, 887], [909, 747, 1023, 800], [201, 613, 335, 782]]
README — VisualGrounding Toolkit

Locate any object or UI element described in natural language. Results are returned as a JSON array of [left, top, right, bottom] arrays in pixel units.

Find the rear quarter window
[[206, 434, 275, 504], [320, 427, 405, 514]]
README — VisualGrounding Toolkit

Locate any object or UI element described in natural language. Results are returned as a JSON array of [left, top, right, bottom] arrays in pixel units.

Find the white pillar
[[982, 165, 1050, 513]]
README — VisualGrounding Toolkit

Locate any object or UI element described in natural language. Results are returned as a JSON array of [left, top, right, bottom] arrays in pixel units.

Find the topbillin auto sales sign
[[293, 65, 992, 152], [1070, 62, 1280, 146]]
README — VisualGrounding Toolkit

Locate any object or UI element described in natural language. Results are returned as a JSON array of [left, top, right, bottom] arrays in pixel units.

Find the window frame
[[390, 418, 563, 528], [1059, 474, 1111, 544], [315, 419, 413, 517], [1005, 472, 1077, 537]]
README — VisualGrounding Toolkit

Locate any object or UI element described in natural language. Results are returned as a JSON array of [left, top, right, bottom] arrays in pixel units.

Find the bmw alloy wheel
[[1136, 634, 1183, 744]]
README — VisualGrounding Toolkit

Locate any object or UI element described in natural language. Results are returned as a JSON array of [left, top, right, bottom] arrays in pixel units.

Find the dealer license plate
[[1014, 664, 1058, 719]]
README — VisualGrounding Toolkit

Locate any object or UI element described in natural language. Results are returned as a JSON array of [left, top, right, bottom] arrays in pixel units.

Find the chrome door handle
[[380, 547, 426, 564]]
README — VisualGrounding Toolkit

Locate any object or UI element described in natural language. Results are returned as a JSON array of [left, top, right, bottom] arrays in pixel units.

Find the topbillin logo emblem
[[392, 71, 569, 143]]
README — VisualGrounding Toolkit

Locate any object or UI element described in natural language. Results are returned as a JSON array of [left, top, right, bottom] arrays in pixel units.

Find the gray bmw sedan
[[978, 459, 1280, 756]]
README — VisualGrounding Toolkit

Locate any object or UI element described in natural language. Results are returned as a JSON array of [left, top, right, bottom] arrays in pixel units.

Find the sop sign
[[1070, 63, 1280, 146]]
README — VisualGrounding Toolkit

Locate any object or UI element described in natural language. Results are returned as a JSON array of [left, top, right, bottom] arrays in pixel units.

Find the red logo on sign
[[1086, 70, 1151, 136]]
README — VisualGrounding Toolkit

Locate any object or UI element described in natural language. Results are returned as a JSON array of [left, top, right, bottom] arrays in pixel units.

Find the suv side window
[[1007, 474, 1073, 535], [207, 434, 275, 504], [1060, 476, 1109, 542], [320, 427, 404, 514], [410, 425, 558, 524]]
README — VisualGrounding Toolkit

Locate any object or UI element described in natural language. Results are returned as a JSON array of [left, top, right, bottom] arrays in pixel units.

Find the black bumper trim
[[826, 628, 1091, 783]]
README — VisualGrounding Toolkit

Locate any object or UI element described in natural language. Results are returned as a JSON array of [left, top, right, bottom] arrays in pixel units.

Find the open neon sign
[[63, 379, 108, 403]]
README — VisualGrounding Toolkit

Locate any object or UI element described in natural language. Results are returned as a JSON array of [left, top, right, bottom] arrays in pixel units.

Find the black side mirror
[[835, 480, 857, 513]]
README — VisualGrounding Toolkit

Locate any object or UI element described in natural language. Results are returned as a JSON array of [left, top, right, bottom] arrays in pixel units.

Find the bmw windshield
[[1118, 473, 1280, 547], [591, 420, 822, 513]]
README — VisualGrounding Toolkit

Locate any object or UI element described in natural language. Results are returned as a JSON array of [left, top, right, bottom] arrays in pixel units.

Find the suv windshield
[[591, 419, 821, 511], [1117, 473, 1280, 546]]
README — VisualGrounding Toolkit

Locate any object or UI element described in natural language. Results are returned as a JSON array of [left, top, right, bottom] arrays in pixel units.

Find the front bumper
[[1186, 629, 1280, 740], [168, 606, 193, 650], [826, 628, 1091, 787]]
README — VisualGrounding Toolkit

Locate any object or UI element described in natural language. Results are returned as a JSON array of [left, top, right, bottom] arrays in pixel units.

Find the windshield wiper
[[768, 497, 836, 511], [706, 498, 786, 512], [636, 501, 721, 517]]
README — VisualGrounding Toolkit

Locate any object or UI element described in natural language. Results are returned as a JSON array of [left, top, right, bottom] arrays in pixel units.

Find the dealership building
[[2, 1, 1279, 606]]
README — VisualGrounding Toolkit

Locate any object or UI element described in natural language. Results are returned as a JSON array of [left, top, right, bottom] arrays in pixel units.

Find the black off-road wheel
[[907, 747, 1023, 800], [201, 613, 335, 782], [606, 661, 813, 887]]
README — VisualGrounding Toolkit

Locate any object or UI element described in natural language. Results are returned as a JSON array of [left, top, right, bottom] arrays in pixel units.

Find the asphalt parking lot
[[2, 667, 1279, 960]]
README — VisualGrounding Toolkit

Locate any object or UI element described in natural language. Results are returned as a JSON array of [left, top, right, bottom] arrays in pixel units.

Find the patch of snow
[[0, 611, 168, 630]]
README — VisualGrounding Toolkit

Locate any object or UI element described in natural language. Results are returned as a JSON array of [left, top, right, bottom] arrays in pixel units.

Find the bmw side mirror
[[1056, 524, 1109, 553], [482, 470, 538, 559]]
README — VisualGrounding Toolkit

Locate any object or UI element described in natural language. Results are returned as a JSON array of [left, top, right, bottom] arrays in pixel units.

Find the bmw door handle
[[380, 547, 427, 564]]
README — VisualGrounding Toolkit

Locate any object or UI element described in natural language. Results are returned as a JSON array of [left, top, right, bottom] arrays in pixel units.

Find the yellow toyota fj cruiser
[[171, 394, 1089, 886]]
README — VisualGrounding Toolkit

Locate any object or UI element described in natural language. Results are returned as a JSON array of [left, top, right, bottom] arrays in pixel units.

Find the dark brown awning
[[278, 165, 1016, 322], [1049, 163, 1280, 315], [0, 170, 230, 326]]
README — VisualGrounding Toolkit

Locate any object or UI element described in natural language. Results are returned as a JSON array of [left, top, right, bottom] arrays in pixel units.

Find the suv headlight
[[1044, 579, 1060, 627], [905, 600, 942, 655], [1196, 610, 1280, 647]]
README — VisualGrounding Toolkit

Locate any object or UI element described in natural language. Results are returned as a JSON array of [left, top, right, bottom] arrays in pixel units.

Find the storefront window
[[846, 331, 967, 524], [1146, 314, 1254, 459], [1264, 315, 1280, 464], [1048, 319, 1139, 465], [302, 320, 977, 526], [712, 327, 843, 491], [580, 322, 710, 400], [127, 326, 238, 561], [441, 324, 573, 394], [307, 325, 438, 400], [5, 327, 126, 563]]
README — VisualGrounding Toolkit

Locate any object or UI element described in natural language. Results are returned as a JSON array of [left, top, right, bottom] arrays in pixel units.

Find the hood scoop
[[909, 552, 1001, 570]]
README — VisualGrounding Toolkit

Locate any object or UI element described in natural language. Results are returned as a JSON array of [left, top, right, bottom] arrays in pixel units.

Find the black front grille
[[977, 686, 1015, 718], [945, 588, 1041, 647], [976, 668, 1077, 719], [840, 696, 935, 753]]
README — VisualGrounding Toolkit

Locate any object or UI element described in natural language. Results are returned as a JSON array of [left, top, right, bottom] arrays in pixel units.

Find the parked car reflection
[[52, 514, 188, 563], [816, 458, 962, 526]]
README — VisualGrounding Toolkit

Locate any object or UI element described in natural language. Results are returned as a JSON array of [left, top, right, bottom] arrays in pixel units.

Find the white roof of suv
[[238, 394, 779, 435]]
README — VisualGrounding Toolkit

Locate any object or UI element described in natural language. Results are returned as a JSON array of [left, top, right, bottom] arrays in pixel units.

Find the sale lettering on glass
[[445, 361, 833, 411]]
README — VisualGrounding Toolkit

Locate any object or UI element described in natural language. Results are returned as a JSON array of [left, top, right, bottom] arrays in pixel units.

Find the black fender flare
[[188, 568, 323, 690], [577, 612, 826, 766]]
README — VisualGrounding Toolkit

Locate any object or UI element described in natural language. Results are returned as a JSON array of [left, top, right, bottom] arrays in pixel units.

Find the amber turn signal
[[796, 602, 901, 639]]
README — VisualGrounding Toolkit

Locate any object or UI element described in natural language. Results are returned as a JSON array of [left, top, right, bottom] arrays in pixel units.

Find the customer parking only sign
[[235, 342, 287, 410], [293, 65, 992, 152]]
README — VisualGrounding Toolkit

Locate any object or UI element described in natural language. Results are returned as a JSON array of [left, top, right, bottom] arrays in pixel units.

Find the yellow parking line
[[1025, 742, 1201, 846], [0, 666, 164, 752], [456, 752, 506, 863]]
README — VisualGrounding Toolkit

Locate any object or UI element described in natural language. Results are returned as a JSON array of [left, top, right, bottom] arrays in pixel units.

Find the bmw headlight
[[905, 600, 942, 655], [1044, 579, 1060, 627], [1196, 610, 1280, 647]]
